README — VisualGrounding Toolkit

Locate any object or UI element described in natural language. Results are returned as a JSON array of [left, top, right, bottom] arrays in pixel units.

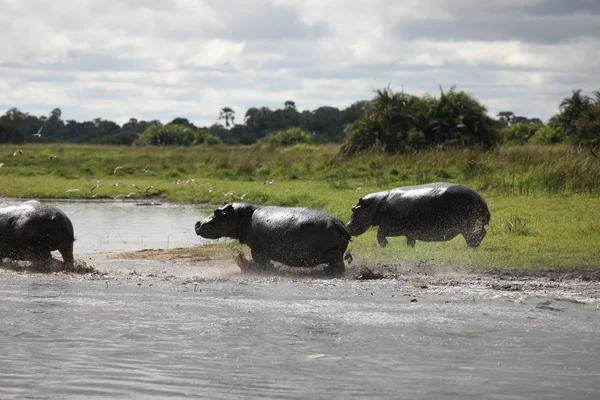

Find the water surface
[[2, 199, 213, 253]]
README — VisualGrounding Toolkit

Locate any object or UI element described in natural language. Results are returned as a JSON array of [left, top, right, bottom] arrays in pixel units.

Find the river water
[[1, 200, 599, 399], [1, 199, 213, 253]]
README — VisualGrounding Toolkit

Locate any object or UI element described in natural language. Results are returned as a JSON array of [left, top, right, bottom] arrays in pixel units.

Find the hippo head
[[195, 204, 238, 239], [346, 195, 379, 236], [195, 203, 258, 240]]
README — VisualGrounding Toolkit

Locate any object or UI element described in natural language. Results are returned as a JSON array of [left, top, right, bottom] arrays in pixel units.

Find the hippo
[[0, 200, 75, 268], [195, 202, 351, 276], [346, 182, 490, 248]]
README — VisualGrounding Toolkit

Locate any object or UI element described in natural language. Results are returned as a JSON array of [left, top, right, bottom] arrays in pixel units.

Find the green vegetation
[[3, 88, 598, 150], [0, 143, 598, 273]]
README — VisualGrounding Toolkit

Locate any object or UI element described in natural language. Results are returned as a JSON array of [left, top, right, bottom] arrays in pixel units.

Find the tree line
[[1, 87, 598, 151]]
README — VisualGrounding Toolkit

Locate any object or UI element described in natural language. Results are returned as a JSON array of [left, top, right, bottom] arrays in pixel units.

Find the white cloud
[[0, 0, 599, 126]]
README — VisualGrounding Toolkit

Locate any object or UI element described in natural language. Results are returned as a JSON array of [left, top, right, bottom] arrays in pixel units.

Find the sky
[[1, 0, 599, 127]]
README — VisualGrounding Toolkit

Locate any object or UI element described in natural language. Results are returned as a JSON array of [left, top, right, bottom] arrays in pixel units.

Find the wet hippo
[[346, 182, 490, 248], [0, 200, 75, 268], [195, 202, 351, 276]]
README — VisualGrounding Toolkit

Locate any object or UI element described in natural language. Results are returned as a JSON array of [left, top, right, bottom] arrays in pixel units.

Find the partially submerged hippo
[[0, 200, 75, 268], [195, 203, 351, 276], [346, 182, 490, 248]]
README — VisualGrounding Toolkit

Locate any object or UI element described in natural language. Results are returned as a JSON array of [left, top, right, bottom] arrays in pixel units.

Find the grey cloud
[[526, 0, 600, 16], [393, 15, 600, 44], [205, 2, 330, 41]]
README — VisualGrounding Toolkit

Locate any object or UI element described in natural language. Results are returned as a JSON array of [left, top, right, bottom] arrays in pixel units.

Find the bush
[[135, 124, 221, 146], [258, 127, 314, 146]]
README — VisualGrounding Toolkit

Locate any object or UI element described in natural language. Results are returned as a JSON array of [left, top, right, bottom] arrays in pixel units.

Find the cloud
[[0, 0, 599, 126]]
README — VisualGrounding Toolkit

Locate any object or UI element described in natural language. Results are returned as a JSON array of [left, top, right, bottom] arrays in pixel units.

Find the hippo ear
[[221, 204, 234, 215], [214, 208, 223, 216]]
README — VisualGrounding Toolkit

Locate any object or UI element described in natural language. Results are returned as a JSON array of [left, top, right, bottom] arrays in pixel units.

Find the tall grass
[[1, 143, 599, 204]]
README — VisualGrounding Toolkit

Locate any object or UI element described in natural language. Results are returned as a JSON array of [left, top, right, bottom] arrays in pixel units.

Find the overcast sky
[[1, 0, 599, 126]]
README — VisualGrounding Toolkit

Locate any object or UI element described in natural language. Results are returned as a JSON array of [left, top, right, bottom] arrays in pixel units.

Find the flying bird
[[90, 183, 100, 194], [114, 166, 123, 174], [32, 128, 42, 138], [0, 163, 4, 168], [49, 155, 57, 160], [65, 189, 80, 194], [129, 183, 140, 191], [141, 164, 150, 173], [264, 179, 276, 185], [145, 185, 154, 194], [13, 150, 23, 156]]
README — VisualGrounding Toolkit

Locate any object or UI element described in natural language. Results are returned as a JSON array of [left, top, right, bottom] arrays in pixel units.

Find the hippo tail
[[334, 219, 352, 242]]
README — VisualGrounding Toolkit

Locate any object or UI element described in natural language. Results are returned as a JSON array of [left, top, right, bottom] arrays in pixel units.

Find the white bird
[[208, 184, 215, 193], [114, 166, 123, 174], [141, 164, 150, 173], [125, 192, 137, 198], [66, 189, 80, 194], [113, 182, 120, 187], [90, 184, 100, 193], [145, 185, 154, 194], [186, 179, 199, 185], [264, 179, 276, 185], [13, 149, 23, 156], [49, 155, 57, 160], [0, 163, 4, 168], [129, 184, 140, 191], [32, 127, 43, 137]]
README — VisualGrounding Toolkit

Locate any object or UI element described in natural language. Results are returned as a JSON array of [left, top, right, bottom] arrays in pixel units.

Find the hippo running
[[195, 203, 351, 276], [0, 200, 75, 268], [346, 182, 490, 248]]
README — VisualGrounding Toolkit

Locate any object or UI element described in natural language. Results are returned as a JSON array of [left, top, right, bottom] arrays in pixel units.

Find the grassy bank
[[1, 143, 599, 272]]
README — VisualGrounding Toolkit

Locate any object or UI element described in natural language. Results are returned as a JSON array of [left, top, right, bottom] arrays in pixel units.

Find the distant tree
[[497, 111, 514, 126], [219, 107, 235, 127], [284, 100, 296, 110]]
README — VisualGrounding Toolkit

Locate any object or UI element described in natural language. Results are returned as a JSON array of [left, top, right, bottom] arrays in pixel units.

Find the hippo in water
[[195, 203, 351, 276], [346, 182, 490, 248], [0, 200, 75, 268]]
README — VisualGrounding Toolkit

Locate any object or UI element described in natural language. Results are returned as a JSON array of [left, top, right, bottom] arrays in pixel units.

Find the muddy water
[[1, 259, 599, 399], [1, 199, 213, 253]]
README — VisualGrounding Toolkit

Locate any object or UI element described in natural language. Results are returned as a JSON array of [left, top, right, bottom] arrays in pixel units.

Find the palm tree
[[558, 90, 592, 136], [219, 107, 235, 127]]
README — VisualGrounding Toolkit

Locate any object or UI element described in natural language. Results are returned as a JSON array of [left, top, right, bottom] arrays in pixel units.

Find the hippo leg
[[406, 237, 416, 247], [377, 229, 388, 248], [463, 226, 487, 248], [59, 242, 75, 270], [323, 250, 345, 277], [251, 249, 276, 273]]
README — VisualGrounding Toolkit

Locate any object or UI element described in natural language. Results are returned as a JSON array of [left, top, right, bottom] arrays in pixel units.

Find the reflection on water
[[2, 199, 213, 253]]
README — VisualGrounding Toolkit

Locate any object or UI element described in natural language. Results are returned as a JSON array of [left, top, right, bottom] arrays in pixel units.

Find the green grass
[[1, 143, 599, 273]]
